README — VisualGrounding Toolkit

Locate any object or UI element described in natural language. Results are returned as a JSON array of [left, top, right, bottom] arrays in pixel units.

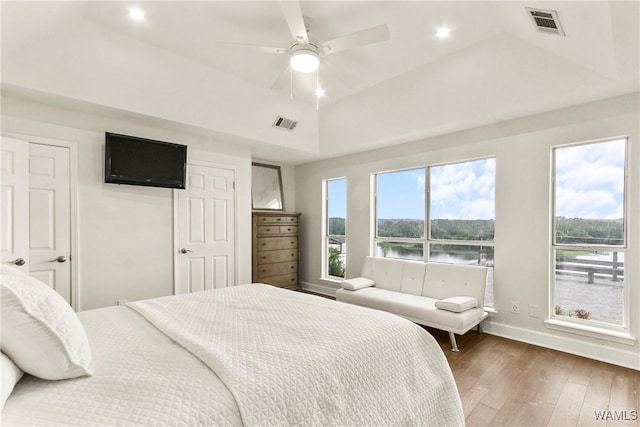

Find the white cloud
[[555, 139, 625, 219], [556, 188, 618, 219], [431, 158, 495, 219], [460, 198, 495, 220]]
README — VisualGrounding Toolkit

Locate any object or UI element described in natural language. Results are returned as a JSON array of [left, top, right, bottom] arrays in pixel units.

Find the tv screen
[[105, 133, 187, 189]]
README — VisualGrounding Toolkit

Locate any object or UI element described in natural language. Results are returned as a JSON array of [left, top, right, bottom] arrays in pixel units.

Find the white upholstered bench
[[336, 256, 489, 351]]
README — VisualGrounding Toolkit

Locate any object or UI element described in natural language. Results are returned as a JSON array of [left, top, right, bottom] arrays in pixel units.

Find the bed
[[1, 265, 463, 426]]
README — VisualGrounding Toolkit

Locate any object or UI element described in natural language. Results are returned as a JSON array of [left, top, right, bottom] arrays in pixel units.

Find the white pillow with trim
[[0, 265, 92, 380], [435, 296, 479, 313], [341, 277, 375, 291]]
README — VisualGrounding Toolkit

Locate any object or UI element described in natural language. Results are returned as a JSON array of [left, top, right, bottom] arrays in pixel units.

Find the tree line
[[329, 217, 622, 242]]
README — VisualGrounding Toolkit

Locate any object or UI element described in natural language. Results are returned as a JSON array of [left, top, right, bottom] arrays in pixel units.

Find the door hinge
[[233, 181, 236, 190]]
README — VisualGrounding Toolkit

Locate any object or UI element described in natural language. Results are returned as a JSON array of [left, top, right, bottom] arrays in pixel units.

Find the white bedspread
[[128, 284, 464, 426], [2, 306, 242, 426]]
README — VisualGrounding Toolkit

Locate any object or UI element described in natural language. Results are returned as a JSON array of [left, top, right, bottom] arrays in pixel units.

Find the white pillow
[[341, 277, 375, 290], [1, 352, 23, 409], [435, 296, 479, 313], [0, 265, 92, 380]]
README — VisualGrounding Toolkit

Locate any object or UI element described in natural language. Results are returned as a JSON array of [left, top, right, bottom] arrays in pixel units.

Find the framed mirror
[[252, 162, 284, 211]]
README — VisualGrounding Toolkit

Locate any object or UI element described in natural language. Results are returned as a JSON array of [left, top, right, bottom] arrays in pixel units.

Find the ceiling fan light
[[290, 50, 319, 73]]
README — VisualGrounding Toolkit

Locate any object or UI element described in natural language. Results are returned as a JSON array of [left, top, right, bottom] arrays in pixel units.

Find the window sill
[[544, 318, 636, 345]]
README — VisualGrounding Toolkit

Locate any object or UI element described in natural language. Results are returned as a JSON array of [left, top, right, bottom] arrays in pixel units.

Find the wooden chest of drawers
[[252, 212, 301, 289]]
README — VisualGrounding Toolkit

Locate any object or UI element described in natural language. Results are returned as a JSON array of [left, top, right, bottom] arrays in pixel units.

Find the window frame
[[373, 157, 496, 307], [549, 137, 629, 332], [373, 167, 426, 259], [323, 177, 347, 280]]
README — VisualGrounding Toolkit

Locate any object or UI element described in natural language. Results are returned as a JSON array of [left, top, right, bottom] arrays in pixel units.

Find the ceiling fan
[[220, 1, 390, 89]]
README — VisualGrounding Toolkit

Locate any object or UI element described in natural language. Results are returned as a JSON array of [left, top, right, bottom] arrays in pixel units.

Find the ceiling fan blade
[[217, 42, 288, 55], [319, 24, 390, 55], [279, 0, 309, 44]]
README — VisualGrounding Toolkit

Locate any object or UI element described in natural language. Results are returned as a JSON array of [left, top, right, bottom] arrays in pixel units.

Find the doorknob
[[49, 255, 67, 263], [11, 258, 26, 266], [180, 248, 194, 254]]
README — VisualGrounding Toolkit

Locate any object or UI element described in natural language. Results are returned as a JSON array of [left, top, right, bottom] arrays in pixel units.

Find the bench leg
[[448, 332, 459, 352], [477, 321, 483, 334]]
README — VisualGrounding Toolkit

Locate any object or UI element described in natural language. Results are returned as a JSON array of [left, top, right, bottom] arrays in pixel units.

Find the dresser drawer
[[257, 236, 297, 251], [256, 215, 298, 225], [257, 249, 297, 264], [279, 225, 298, 234], [260, 273, 298, 288], [256, 225, 280, 235], [256, 225, 298, 235], [255, 261, 297, 277]]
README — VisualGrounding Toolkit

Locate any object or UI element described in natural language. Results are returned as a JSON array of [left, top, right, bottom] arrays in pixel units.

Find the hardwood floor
[[427, 328, 640, 427]]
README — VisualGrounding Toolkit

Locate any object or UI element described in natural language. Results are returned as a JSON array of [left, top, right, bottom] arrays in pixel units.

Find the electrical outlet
[[511, 301, 520, 314], [117, 299, 128, 306]]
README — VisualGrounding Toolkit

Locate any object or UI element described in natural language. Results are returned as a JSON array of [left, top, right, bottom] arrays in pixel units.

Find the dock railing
[[556, 255, 623, 284]]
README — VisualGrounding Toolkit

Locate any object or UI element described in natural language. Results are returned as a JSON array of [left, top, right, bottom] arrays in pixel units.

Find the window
[[375, 168, 425, 260], [374, 159, 495, 307], [552, 138, 627, 328], [324, 178, 346, 279], [429, 158, 496, 307]]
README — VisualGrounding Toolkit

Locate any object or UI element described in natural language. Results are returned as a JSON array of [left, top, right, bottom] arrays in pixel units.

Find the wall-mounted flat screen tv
[[105, 132, 187, 189]]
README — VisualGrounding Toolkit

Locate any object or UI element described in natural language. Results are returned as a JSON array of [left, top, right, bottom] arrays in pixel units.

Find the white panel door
[[0, 137, 29, 271], [176, 163, 235, 294], [28, 143, 72, 303]]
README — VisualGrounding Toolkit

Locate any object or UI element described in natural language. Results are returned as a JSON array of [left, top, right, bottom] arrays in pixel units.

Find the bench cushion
[[435, 296, 478, 313], [423, 263, 488, 307], [361, 257, 404, 292], [336, 287, 486, 334], [341, 277, 375, 290], [399, 261, 426, 296]]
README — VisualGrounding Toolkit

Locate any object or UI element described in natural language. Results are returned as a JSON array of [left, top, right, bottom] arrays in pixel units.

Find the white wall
[[296, 93, 639, 369], [1, 95, 257, 310]]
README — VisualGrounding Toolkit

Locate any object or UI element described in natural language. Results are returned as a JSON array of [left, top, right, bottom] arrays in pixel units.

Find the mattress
[[2, 284, 463, 426]]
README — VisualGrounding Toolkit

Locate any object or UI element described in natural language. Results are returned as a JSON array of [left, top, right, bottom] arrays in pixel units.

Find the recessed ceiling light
[[435, 27, 451, 39], [315, 88, 326, 98], [128, 7, 146, 22]]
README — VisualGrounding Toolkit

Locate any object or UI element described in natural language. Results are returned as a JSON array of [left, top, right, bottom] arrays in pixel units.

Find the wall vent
[[272, 116, 298, 131], [526, 8, 565, 36]]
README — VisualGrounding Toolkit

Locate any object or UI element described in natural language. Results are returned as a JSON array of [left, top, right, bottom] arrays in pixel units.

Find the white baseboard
[[483, 320, 639, 371], [300, 281, 337, 297]]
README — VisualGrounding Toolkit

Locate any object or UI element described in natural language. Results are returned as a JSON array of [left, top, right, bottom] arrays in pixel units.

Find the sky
[[327, 178, 346, 218], [555, 138, 625, 220], [377, 158, 496, 220], [329, 138, 624, 222]]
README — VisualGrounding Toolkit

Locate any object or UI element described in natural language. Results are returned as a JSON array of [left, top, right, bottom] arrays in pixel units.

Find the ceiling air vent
[[272, 116, 298, 131], [526, 8, 565, 36]]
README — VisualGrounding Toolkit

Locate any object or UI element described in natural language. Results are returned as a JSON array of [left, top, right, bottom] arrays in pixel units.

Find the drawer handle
[[277, 218, 282, 221], [290, 266, 294, 269], [261, 243, 266, 246], [265, 228, 271, 231]]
